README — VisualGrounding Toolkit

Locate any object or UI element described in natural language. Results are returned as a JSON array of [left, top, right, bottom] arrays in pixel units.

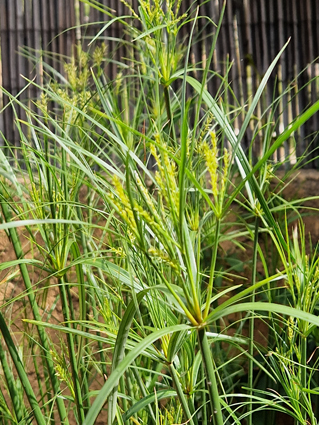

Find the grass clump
[[1, 1, 319, 424]]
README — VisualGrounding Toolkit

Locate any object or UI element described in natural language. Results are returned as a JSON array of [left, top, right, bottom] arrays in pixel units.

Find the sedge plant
[[1, 1, 319, 425]]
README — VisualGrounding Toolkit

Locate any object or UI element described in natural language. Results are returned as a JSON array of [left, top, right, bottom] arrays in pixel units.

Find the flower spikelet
[[150, 143, 167, 200], [151, 140, 179, 215], [134, 204, 162, 233], [112, 176, 136, 230], [50, 350, 75, 398], [120, 0, 140, 20], [93, 42, 107, 67], [294, 273, 301, 293], [135, 172, 162, 223], [305, 255, 309, 277], [148, 246, 179, 271], [304, 283, 312, 312], [221, 147, 229, 196], [197, 113, 214, 149], [204, 132, 219, 200], [288, 316, 294, 341], [163, 148, 179, 214]]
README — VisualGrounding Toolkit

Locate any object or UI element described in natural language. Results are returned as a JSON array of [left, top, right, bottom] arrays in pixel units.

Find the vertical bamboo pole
[[8, 0, 18, 146], [0, 0, 9, 147]]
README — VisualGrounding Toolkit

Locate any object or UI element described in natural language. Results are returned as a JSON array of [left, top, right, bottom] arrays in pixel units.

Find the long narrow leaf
[[83, 324, 190, 425], [122, 390, 176, 421], [186, 76, 288, 249], [236, 40, 290, 146], [208, 302, 319, 327], [0, 312, 46, 425], [108, 289, 149, 424]]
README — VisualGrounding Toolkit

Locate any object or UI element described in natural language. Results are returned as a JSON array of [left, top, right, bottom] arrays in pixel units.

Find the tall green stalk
[[204, 219, 221, 319], [201, 363, 208, 425], [169, 363, 195, 425], [163, 85, 176, 142], [0, 311, 46, 425], [58, 277, 85, 424], [0, 199, 69, 425], [0, 329, 23, 423], [131, 365, 157, 425], [248, 217, 259, 425], [300, 333, 308, 424], [197, 328, 223, 425]]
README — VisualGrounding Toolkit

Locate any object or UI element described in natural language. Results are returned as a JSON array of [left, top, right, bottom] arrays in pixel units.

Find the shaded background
[[1, 0, 319, 167]]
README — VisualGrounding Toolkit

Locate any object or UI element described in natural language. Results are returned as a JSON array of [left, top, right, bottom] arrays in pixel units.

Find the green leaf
[[0, 219, 85, 232], [108, 289, 149, 424], [83, 324, 190, 425], [185, 76, 289, 250], [88, 16, 132, 46], [122, 390, 176, 421], [208, 301, 319, 328], [0, 312, 46, 425], [236, 40, 290, 147], [0, 259, 42, 271], [186, 75, 254, 206], [167, 330, 189, 363]]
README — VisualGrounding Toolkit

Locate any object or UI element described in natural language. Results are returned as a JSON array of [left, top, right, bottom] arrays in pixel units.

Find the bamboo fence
[[0, 0, 319, 167]]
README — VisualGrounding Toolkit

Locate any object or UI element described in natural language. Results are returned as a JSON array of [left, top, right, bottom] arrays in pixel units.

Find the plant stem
[[32, 343, 49, 420], [248, 217, 259, 425], [0, 200, 69, 425], [197, 328, 223, 425], [58, 277, 85, 424], [0, 329, 23, 423], [204, 219, 221, 319], [131, 365, 157, 424], [201, 363, 208, 425], [169, 363, 195, 425], [300, 333, 308, 423], [163, 85, 176, 142], [120, 375, 129, 425], [0, 311, 46, 425]]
